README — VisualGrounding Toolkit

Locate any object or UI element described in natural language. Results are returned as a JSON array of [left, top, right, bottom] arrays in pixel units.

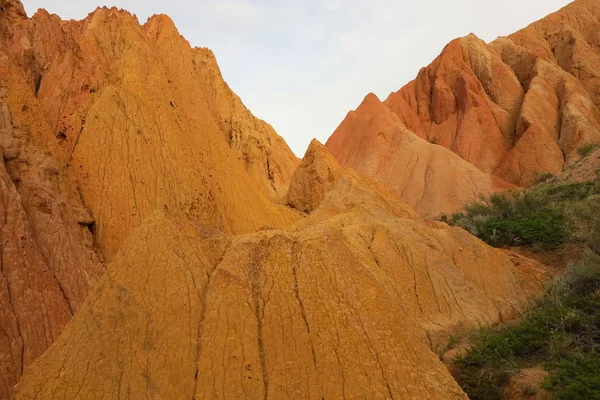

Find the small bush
[[485, 209, 568, 247], [450, 191, 567, 248], [447, 179, 600, 250], [543, 355, 600, 398], [534, 172, 556, 185], [454, 253, 600, 400], [577, 143, 600, 158]]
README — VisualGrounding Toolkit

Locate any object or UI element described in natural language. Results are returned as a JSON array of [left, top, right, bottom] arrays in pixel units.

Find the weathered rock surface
[[0, 5, 300, 261], [0, 2, 297, 396], [559, 145, 600, 182], [0, 71, 104, 399], [14, 163, 547, 399], [193, 46, 300, 199], [0, 7, 107, 391], [0, 1, 565, 398], [284, 139, 345, 214], [327, 0, 600, 214], [326, 93, 514, 216]]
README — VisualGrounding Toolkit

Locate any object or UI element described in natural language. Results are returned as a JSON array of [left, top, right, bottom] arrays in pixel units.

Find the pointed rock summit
[[327, 0, 600, 215], [285, 139, 345, 213], [326, 90, 514, 216]]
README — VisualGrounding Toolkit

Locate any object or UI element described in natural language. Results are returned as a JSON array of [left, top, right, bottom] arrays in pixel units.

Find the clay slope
[[0, 1, 299, 396], [0, 3, 300, 261], [0, 56, 104, 400], [327, 0, 600, 215], [326, 93, 513, 216], [14, 146, 547, 399]]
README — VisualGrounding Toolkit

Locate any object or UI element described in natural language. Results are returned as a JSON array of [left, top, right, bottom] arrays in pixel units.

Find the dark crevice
[[249, 243, 269, 400], [192, 240, 231, 398], [291, 239, 318, 369], [86, 221, 96, 238], [265, 157, 277, 192], [34, 73, 42, 98]]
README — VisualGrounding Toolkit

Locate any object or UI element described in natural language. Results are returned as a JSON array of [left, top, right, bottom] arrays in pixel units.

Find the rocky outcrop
[[327, 0, 600, 214], [14, 168, 547, 399], [0, 2, 298, 396], [285, 139, 345, 214], [0, 83, 104, 398], [326, 93, 514, 216], [192, 46, 299, 199], [0, 6, 300, 261]]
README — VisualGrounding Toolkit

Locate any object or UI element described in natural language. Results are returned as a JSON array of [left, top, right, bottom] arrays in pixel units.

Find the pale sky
[[23, 0, 573, 156]]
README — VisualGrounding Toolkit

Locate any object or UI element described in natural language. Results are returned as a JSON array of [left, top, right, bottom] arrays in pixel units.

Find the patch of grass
[[446, 179, 600, 250], [523, 385, 538, 397], [485, 209, 568, 247], [454, 253, 600, 400], [534, 172, 556, 185], [577, 142, 600, 158], [543, 355, 600, 398]]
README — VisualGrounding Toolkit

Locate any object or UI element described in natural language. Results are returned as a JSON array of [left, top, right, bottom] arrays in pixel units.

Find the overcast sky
[[23, 0, 572, 156]]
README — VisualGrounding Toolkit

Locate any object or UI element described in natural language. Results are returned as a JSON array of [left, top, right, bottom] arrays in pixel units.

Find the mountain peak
[[285, 139, 344, 213], [327, 0, 600, 215]]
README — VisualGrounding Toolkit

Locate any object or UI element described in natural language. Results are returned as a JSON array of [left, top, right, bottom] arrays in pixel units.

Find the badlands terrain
[[0, 0, 598, 398]]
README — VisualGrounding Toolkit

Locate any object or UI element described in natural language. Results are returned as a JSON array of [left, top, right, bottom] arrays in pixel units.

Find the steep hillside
[[327, 0, 600, 215], [0, 1, 298, 396], [0, 2, 300, 261], [0, 1, 570, 398], [14, 145, 547, 399], [0, 89, 104, 400], [326, 93, 514, 216]]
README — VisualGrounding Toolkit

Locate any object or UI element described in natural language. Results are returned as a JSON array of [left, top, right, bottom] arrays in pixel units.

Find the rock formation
[[326, 93, 514, 216], [284, 139, 345, 214], [0, 4, 300, 261], [0, 2, 298, 396], [327, 0, 600, 215], [14, 148, 547, 399], [0, 70, 104, 400], [0, 0, 585, 398]]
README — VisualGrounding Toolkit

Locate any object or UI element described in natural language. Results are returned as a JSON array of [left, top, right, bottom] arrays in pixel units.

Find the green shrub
[[543, 355, 600, 399], [447, 179, 600, 250], [577, 143, 600, 158], [485, 209, 568, 247], [454, 253, 600, 400]]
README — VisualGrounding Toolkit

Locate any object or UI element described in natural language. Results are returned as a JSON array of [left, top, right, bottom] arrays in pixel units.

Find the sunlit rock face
[[327, 0, 600, 216], [0, 0, 572, 398]]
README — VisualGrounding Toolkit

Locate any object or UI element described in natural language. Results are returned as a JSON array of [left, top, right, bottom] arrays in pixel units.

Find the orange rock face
[[0, 52, 104, 400], [326, 93, 514, 216], [0, 2, 298, 396], [14, 152, 547, 399], [0, 0, 567, 398], [285, 139, 345, 214], [327, 0, 600, 215]]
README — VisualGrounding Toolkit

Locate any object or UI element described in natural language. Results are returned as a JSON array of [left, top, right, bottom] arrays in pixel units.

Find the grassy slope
[[454, 253, 600, 399], [446, 173, 600, 399]]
